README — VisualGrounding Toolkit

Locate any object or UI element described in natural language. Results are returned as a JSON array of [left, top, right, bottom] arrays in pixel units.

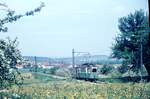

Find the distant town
[[16, 55, 121, 69]]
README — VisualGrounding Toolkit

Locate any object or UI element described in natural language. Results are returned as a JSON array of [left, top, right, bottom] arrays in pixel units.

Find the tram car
[[74, 63, 98, 81]]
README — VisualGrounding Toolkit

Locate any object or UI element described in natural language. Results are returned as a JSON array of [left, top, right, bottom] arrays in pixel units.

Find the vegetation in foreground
[[0, 72, 150, 99], [6, 81, 150, 99]]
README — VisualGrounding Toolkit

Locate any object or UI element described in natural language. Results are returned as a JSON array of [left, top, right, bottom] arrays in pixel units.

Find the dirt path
[[32, 72, 67, 80]]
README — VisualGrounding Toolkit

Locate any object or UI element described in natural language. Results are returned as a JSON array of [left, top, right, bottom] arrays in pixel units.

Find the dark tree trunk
[[148, 0, 150, 27], [144, 64, 150, 80]]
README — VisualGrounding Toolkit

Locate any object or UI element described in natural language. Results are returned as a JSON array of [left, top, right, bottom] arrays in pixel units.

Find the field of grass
[[1, 72, 150, 99]]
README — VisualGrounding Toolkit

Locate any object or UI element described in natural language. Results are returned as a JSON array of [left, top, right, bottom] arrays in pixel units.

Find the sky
[[0, 0, 148, 58]]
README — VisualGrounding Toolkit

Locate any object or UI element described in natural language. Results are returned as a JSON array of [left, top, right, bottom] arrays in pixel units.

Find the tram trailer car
[[75, 63, 98, 81]]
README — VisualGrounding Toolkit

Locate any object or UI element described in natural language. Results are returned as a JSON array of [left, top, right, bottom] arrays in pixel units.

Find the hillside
[[23, 55, 121, 65]]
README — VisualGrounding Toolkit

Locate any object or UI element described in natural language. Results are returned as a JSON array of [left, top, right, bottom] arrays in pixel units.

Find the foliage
[[100, 64, 114, 75], [29, 66, 60, 75], [111, 9, 150, 75], [0, 2, 45, 32], [0, 38, 23, 89], [55, 68, 71, 77], [0, 2, 45, 89], [0, 71, 149, 99], [93, 59, 122, 65], [29, 65, 39, 72], [43, 66, 60, 75], [2, 80, 150, 99], [117, 62, 130, 74]]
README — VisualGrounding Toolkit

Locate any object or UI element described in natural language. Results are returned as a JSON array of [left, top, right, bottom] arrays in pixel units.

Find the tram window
[[92, 68, 97, 72]]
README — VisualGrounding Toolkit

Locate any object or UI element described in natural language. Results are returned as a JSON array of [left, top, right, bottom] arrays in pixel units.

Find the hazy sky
[[0, 0, 148, 57]]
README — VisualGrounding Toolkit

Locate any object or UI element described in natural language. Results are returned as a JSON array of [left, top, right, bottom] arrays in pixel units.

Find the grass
[[9, 81, 150, 99], [1, 72, 150, 99]]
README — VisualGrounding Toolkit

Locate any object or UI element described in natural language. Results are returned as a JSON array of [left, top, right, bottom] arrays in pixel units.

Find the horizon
[[23, 54, 109, 59]]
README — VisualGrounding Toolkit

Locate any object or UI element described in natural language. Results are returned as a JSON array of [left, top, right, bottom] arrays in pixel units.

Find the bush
[[55, 68, 71, 77], [43, 66, 60, 75], [117, 65, 129, 74], [100, 64, 114, 75]]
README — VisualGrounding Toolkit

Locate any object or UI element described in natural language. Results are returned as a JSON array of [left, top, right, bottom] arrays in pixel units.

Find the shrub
[[55, 68, 71, 77], [100, 64, 114, 75], [117, 65, 129, 74], [44, 66, 60, 75]]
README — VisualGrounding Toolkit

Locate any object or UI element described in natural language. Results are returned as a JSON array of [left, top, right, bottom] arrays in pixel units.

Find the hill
[[23, 55, 121, 65]]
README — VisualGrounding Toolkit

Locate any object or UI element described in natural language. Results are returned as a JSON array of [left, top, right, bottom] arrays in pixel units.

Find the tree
[[0, 2, 45, 32], [0, 2, 45, 89], [0, 38, 23, 89], [112, 9, 150, 76]]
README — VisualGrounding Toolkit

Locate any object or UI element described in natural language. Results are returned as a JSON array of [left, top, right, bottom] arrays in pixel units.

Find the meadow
[[1, 72, 150, 99]]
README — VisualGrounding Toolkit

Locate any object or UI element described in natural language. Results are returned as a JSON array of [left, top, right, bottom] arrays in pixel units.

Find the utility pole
[[72, 49, 76, 78], [34, 56, 37, 66], [34, 56, 37, 72], [72, 49, 91, 78], [72, 49, 75, 68], [140, 33, 143, 81], [139, 26, 145, 81], [140, 36, 143, 68], [72, 49, 91, 68], [49, 58, 51, 66]]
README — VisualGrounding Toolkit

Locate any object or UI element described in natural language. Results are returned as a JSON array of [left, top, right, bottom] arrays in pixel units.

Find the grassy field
[[1, 72, 150, 99]]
